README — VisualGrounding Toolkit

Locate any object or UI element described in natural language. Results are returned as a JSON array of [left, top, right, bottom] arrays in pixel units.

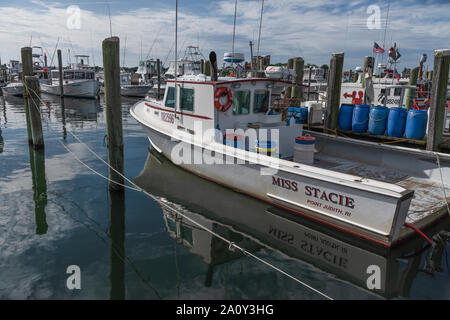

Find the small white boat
[[2, 81, 24, 97], [130, 63, 450, 248], [40, 55, 100, 99]]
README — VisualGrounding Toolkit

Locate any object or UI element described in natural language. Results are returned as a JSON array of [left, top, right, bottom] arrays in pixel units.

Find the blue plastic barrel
[[405, 110, 428, 140], [369, 105, 389, 135], [338, 104, 354, 131], [386, 107, 407, 137], [296, 107, 308, 124], [352, 104, 370, 133]]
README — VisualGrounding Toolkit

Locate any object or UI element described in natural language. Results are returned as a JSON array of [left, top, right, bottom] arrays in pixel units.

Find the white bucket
[[293, 136, 315, 165]]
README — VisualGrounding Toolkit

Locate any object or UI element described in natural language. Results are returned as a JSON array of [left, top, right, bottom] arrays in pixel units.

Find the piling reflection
[[28, 145, 47, 235], [42, 94, 102, 125], [134, 149, 450, 299], [109, 190, 125, 300]]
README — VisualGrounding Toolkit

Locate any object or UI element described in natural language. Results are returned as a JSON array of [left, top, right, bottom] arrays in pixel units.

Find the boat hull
[[120, 85, 152, 97], [40, 79, 100, 99], [2, 83, 23, 97], [131, 105, 414, 247]]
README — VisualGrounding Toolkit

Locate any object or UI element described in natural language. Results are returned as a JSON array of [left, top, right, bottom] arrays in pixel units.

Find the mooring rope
[[24, 84, 334, 300], [433, 152, 450, 216]]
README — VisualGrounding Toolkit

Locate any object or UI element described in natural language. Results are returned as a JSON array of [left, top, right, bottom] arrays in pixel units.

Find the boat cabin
[[51, 69, 96, 83], [152, 75, 303, 158]]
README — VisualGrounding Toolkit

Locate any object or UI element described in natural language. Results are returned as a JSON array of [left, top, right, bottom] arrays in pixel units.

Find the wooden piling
[[426, 49, 450, 151], [24, 76, 44, 148], [362, 56, 374, 88], [102, 37, 124, 191], [291, 57, 304, 101], [57, 49, 64, 97], [307, 65, 312, 101], [109, 189, 125, 299], [21, 47, 33, 144], [28, 146, 48, 234], [285, 58, 294, 98], [405, 67, 418, 110], [324, 52, 344, 131], [204, 60, 211, 77]]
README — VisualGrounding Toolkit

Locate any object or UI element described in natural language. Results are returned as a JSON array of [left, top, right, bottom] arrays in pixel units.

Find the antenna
[[49, 37, 60, 67], [107, 2, 113, 37], [232, 0, 238, 57], [256, 0, 264, 58], [380, 0, 390, 65], [29, 35, 33, 47], [90, 30, 96, 66], [122, 34, 127, 68], [174, 0, 178, 118]]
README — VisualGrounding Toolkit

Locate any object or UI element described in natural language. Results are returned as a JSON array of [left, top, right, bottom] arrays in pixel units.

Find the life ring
[[214, 87, 232, 112], [418, 84, 425, 98], [33, 62, 40, 68]]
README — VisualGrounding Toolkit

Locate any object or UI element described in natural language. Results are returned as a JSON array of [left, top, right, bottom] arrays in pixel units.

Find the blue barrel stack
[[368, 105, 389, 135], [338, 104, 354, 131], [386, 107, 408, 137], [405, 109, 428, 140], [352, 104, 370, 133]]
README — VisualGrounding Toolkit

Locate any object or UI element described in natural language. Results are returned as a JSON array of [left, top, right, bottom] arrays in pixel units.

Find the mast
[[174, 0, 178, 119], [232, 0, 238, 58]]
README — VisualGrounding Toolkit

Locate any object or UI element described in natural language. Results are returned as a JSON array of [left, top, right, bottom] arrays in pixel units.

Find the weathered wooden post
[[405, 67, 418, 110], [29, 146, 48, 235], [307, 65, 312, 101], [324, 52, 344, 131], [204, 60, 211, 77], [21, 47, 33, 144], [24, 76, 44, 148], [426, 49, 450, 151], [102, 37, 124, 191], [109, 189, 125, 299], [362, 56, 374, 88], [57, 49, 64, 97], [285, 58, 294, 98], [291, 57, 304, 101]]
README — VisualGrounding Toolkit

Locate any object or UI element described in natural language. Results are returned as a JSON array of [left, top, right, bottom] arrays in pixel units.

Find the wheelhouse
[[51, 69, 95, 82]]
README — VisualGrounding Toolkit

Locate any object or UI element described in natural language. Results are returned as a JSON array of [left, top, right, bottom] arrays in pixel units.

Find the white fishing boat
[[130, 54, 450, 248], [135, 150, 449, 298], [40, 55, 100, 99], [119, 72, 152, 97], [1, 81, 24, 97]]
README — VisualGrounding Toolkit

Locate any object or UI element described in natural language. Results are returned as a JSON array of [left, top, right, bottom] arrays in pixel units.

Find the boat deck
[[309, 153, 450, 240]]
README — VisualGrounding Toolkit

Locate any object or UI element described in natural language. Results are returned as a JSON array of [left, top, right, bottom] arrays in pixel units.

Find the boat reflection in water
[[134, 149, 449, 299], [42, 93, 102, 125]]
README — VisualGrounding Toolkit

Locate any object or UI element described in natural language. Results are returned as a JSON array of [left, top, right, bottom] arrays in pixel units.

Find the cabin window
[[253, 90, 269, 113], [74, 72, 85, 79], [394, 88, 402, 96], [63, 72, 74, 80], [180, 88, 194, 111], [232, 90, 250, 115], [165, 86, 175, 108], [86, 72, 94, 80], [52, 72, 59, 79]]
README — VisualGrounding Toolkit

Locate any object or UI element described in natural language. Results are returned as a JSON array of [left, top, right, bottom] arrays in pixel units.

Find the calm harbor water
[[0, 93, 449, 300]]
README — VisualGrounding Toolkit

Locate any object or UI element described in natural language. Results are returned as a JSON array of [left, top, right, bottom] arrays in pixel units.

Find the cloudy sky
[[0, 0, 449, 71]]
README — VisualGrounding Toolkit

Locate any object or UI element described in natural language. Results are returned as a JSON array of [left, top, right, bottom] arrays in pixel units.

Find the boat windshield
[[232, 90, 251, 115], [253, 90, 270, 113]]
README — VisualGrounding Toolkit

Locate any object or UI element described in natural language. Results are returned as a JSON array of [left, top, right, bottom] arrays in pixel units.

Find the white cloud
[[0, 1, 448, 70]]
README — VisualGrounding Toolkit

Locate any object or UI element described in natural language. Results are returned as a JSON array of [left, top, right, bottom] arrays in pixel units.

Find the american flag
[[394, 68, 400, 81], [373, 42, 385, 54]]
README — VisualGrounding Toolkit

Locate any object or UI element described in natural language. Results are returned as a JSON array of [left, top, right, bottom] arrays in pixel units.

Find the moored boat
[[130, 55, 450, 247]]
